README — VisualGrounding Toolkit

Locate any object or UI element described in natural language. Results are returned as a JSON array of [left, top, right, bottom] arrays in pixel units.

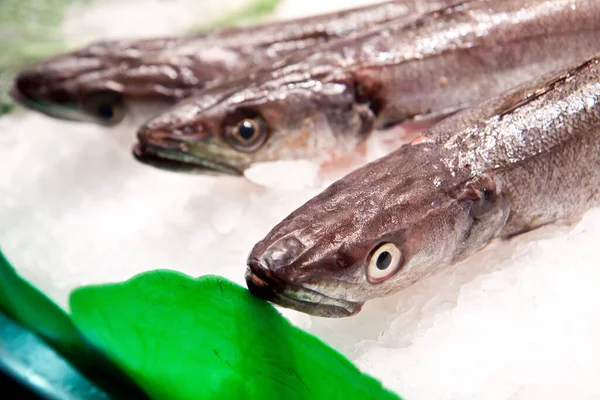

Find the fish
[[244, 55, 600, 317], [134, 0, 600, 175], [9, 0, 453, 126]]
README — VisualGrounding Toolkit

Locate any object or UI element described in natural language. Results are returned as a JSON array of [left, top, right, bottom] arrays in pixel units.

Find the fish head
[[10, 38, 193, 126], [11, 50, 127, 125], [133, 67, 377, 175], [245, 141, 509, 317]]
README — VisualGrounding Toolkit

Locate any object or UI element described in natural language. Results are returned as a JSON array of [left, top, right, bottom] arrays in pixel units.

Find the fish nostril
[[136, 126, 174, 146], [139, 115, 168, 133]]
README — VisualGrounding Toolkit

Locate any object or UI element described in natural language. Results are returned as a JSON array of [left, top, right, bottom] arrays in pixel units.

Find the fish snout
[[253, 236, 307, 274], [245, 258, 286, 301], [12, 68, 75, 108], [11, 70, 43, 103], [132, 128, 188, 167], [245, 256, 365, 318], [246, 236, 308, 296], [136, 126, 176, 149], [138, 118, 213, 144]]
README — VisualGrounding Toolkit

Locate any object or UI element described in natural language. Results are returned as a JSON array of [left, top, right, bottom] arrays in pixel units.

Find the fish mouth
[[9, 84, 52, 115], [9, 84, 27, 105], [10, 84, 89, 123], [245, 262, 363, 318], [132, 141, 242, 176]]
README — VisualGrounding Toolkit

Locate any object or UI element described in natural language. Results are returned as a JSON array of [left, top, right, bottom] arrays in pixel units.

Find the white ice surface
[[3, 1, 600, 399]]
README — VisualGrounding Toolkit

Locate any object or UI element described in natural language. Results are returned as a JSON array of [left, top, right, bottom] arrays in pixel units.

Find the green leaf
[[70, 270, 402, 400]]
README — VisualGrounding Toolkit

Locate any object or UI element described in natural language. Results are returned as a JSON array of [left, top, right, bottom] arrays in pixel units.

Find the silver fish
[[245, 55, 600, 317], [134, 0, 600, 175], [10, 0, 451, 126]]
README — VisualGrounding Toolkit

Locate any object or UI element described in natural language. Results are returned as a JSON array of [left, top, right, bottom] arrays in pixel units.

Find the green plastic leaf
[[70, 270, 402, 400]]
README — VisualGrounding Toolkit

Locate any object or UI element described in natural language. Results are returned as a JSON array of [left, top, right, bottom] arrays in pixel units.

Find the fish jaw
[[10, 75, 87, 122], [132, 137, 246, 176], [245, 262, 363, 318]]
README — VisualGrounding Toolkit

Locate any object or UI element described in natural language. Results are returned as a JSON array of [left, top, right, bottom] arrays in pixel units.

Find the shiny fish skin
[[10, 0, 449, 126], [134, 0, 600, 175], [245, 56, 600, 318]]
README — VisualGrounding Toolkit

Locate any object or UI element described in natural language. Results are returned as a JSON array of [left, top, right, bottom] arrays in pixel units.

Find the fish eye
[[367, 242, 403, 283], [82, 89, 125, 125], [224, 115, 267, 152]]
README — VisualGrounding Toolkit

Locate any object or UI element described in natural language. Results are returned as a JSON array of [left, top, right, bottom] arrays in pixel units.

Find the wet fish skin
[[135, 0, 600, 174], [245, 56, 600, 317], [10, 0, 447, 126]]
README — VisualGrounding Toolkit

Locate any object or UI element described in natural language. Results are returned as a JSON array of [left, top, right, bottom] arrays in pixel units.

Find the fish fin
[[455, 174, 510, 260], [497, 58, 597, 119]]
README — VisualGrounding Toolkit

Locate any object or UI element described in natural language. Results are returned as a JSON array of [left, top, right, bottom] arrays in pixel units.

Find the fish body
[[245, 56, 600, 317], [10, 0, 447, 126], [134, 0, 600, 175]]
